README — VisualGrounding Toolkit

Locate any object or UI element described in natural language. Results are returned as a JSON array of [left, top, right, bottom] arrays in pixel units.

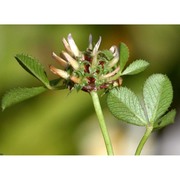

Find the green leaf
[[107, 87, 147, 126], [153, 109, 176, 130], [15, 54, 50, 88], [143, 74, 173, 123], [1, 86, 47, 111], [121, 59, 149, 75], [119, 42, 129, 72]]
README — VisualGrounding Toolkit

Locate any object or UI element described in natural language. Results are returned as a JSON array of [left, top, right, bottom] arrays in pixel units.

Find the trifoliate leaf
[[119, 43, 129, 72], [153, 109, 176, 130], [143, 74, 173, 123], [15, 54, 50, 88], [1, 86, 47, 111], [121, 59, 149, 75], [107, 87, 147, 126]]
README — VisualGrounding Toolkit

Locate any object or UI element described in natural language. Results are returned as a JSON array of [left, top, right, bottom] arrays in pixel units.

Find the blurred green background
[[0, 25, 179, 155]]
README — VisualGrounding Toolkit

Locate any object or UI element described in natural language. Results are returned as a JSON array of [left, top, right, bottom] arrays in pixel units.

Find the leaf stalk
[[135, 124, 153, 155]]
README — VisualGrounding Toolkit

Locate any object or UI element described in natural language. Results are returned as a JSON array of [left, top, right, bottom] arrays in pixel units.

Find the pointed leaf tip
[[1, 86, 47, 110], [122, 59, 149, 75], [119, 42, 129, 72]]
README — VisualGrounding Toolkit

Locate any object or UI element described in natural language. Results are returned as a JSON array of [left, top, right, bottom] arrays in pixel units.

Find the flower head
[[50, 34, 122, 92]]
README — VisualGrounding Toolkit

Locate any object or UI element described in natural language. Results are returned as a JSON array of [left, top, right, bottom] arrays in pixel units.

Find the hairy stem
[[135, 124, 153, 155], [90, 91, 114, 155]]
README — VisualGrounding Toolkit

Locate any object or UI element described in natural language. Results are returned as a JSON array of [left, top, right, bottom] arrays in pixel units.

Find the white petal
[[67, 33, 80, 57], [49, 65, 70, 79], [107, 46, 119, 67], [62, 38, 74, 56], [114, 47, 119, 59], [92, 36, 102, 55], [52, 52, 68, 68], [109, 45, 118, 56], [62, 51, 79, 70], [88, 34, 93, 50], [109, 46, 116, 53]]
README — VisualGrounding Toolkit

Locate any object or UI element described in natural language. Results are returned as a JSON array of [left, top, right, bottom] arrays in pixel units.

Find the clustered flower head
[[49, 33, 122, 92]]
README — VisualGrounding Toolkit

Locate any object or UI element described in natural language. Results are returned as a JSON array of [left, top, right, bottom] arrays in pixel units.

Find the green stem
[[90, 91, 114, 155], [135, 124, 153, 155]]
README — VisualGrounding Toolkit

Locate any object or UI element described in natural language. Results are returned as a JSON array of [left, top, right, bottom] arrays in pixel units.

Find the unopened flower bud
[[62, 38, 74, 57], [92, 36, 101, 56], [88, 34, 93, 50], [49, 65, 70, 79], [70, 76, 81, 84], [62, 51, 79, 70], [67, 34, 80, 57], [52, 52, 68, 68], [107, 46, 119, 68]]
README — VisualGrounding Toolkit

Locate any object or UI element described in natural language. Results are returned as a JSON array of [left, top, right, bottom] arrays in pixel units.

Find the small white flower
[[62, 38, 74, 57], [62, 51, 79, 70], [49, 65, 70, 79], [92, 36, 102, 56], [52, 52, 68, 68], [88, 34, 93, 50], [67, 33, 80, 57], [108, 46, 119, 68]]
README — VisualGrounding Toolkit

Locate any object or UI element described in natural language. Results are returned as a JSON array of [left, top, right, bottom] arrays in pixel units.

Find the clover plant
[[1, 34, 176, 155]]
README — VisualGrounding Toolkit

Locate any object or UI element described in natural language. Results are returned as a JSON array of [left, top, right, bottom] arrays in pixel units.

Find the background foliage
[[0, 25, 179, 155]]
